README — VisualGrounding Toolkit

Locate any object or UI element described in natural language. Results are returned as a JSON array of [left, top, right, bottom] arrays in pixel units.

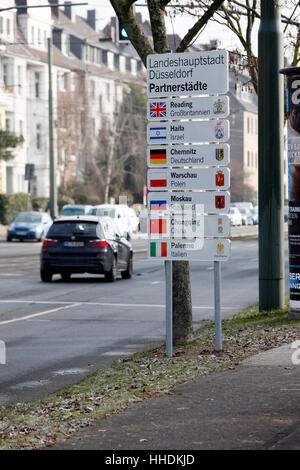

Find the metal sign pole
[[165, 259, 173, 357], [214, 260, 222, 351]]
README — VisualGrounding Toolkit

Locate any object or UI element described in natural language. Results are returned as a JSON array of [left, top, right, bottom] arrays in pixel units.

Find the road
[[0, 235, 289, 406]]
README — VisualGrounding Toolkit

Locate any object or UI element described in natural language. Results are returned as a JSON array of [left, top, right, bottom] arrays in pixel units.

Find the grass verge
[[0, 301, 299, 449]]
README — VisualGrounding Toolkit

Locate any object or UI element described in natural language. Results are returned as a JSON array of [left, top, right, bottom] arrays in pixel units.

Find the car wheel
[[105, 257, 117, 282], [40, 269, 53, 282], [121, 253, 133, 279], [61, 272, 71, 281]]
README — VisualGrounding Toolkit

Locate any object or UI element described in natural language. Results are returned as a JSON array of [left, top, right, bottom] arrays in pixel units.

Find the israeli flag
[[148, 125, 167, 141]]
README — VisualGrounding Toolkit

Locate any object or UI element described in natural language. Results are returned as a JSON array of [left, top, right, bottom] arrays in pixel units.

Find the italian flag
[[150, 241, 167, 258]]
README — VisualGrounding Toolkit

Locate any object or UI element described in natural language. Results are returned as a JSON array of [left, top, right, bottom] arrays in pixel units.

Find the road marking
[[0, 299, 236, 311], [0, 303, 81, 325]]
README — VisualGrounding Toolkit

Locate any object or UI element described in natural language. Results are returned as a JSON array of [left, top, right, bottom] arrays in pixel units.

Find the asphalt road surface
[[0, 237, 289, 405]]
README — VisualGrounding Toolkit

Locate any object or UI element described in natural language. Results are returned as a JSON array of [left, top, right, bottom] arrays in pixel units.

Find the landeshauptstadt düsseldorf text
[[148, 53, 226, 94]]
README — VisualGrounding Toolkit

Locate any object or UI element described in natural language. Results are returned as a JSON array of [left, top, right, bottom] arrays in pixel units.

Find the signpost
[[146, 50, 230, 356], [147, 144, 230, 168], [147, 168, 230, 191], [147, 120, 230, 144], [147, 50, 229, 97], [147, 96, 230, 121]]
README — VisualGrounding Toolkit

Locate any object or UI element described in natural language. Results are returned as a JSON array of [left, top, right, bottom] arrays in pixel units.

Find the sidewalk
[[53, 343, 300, 450]]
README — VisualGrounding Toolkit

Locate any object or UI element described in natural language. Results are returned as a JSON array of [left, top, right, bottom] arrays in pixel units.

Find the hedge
[[0, 193, 30, 225]]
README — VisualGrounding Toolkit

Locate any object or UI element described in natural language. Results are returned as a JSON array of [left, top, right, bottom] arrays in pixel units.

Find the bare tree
[[108, 0, 225, 342], [181, 1, 300, 93], [90, 84, 147, 204]]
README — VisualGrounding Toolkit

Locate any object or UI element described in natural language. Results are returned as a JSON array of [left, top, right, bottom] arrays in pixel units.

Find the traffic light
[[117, 17, 129, 43]]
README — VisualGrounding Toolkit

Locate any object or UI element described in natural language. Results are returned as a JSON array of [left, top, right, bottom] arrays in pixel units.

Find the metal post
[[165, 259, 173, 357], [26, 179, 31, 211], [214, 260, 222, 351], [48, 37, 57, 219], [258, 0, 285, 310]]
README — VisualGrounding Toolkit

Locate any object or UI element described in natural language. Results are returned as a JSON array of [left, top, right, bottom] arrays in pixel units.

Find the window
[[89, 46, 95, 63], [3, 63, 8, 88], [5, 118, 10, 131], [114, 54, 119, 70], [34, 72, 40, 98], [61, 109, 67, 129], [99, 94, 102, 112], [106, 83, 110, 102], [19, 120, 23, 135], [60, 72, 67, 91], [32, 27, 35, 45], [90, 80, 95, 98], [247, 151, 250, 167], [96, 49, 101, 64], [0, 18, 3, 34], [18, 66, 22, 95], [247, 117, 250, 134], [126, 57, 131, 72], [36, 123, 41, 150], [102, 50, 107, 65], [7, 18, 10, 36], [38, 28, 41, 45]]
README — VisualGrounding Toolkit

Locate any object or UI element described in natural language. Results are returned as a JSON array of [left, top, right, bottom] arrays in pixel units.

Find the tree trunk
[[172, 261, 193, 341]]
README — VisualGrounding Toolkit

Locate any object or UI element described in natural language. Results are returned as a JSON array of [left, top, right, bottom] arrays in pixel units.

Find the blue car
[[7, 211, 52, 242]]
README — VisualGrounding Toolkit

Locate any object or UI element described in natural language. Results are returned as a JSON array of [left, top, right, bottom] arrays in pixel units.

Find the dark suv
[[40, 216, 132, 282]]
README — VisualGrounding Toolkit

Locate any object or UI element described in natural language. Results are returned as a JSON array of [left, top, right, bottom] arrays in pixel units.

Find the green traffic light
[[121, 27, 128, 39]]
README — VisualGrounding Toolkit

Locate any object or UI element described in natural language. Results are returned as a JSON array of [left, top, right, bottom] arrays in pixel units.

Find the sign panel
[[147, 96, 229, 121], [147, 143, 229, 168], [147, 120, 229, 144], [147, 168, 230, 191], [148, 191, 230, 214], [148, 214, 230, 238], [282, 72, 300, 310], [148, 238, 231, 261], [147, 50, 229, 97]]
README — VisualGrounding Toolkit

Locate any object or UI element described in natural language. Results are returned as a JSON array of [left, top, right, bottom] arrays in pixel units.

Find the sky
[[74, 0, 245, 52]]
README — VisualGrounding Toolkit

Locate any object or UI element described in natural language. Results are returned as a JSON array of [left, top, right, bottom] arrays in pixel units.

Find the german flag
[[150, 148, 167, 164]]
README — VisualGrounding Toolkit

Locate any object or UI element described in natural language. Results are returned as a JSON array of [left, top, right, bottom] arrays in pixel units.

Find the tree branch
[[176, 0, 225, 52]]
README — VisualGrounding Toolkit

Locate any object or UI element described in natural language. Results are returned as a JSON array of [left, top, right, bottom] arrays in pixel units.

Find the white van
[[88, 204, 135, 238]]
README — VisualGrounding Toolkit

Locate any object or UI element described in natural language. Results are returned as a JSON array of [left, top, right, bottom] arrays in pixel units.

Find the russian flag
[[150, 200, 167, 211]]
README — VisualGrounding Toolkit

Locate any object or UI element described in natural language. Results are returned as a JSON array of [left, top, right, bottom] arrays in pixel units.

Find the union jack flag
[[149, 101, 167, 119]]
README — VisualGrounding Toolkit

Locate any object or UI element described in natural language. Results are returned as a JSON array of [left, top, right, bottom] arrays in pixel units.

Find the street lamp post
[[258, 0, 285, 310]]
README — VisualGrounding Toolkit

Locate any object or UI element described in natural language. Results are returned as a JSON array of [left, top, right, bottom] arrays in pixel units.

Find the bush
[[0, 193, 29, 225], [31, 196, 48, 212]]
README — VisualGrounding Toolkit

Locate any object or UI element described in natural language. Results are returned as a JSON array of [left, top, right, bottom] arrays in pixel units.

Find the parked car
[[60, 204, 93, 217], [40, 215, 132, 282], [238, 207, 254, 225], [251, 207, 259, 225], [88, 204, 134, 238], [228, 207, 243, 226], [7, 211, 52, 242]]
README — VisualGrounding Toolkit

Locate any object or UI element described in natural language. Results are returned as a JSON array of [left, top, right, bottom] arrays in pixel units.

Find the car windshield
[[60, 207, 85, 216], [14, 213, 42, 223], [47, 221, 101, 237]]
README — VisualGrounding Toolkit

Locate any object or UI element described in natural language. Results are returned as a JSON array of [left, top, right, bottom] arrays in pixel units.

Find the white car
[[88, 204, 133, 238], [229, 207, 243, 226]]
